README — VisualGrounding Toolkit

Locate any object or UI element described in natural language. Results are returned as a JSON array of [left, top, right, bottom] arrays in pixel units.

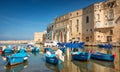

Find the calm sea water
[[0, 44, 120, 72]]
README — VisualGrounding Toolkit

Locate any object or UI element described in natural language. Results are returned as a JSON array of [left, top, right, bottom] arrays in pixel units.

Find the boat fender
[[24, 57, 28, 60]]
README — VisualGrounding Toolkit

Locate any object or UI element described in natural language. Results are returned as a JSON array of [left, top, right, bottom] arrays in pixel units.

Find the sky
[[0, 0, 105, 40]]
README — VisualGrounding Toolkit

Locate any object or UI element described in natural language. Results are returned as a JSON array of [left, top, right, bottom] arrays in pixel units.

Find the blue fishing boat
[[3, 47, 13, 53], [98, 44, 112, 49], [71, 52, 91, 61], [91, 44, 115, 61], [18, 48, 26, 53], [45, 48, 62, 65], [45, 53, 58, 65], [6, 48, 29, 65], [91, 52, 115, 61], [31, 47, 40, 52], [0, 47, 2, 54], [44, 48, 55, 54], [59, 48, 66, 54], [57, 42, 66, 53], [65, 42, 91, 61]]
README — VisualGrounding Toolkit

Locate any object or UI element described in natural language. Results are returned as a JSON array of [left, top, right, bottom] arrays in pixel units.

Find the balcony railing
[[95, 22, 114, 28]]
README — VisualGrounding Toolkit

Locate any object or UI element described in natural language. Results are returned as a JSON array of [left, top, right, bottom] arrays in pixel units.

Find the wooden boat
[[71, 52, 91, 61], [98, 44, 112, 49], [44, 48, 55, 54], [59, 48, 66, 54], [57, 42, 66, 53], [0, 47, 2, 54], [45, 48, 63, 65], [91, 52, 115, 61], [3, 47, 13, 53], [91, 44, 115, 61], [65, 42, 91, 61], [31, 47, 39, 52], [45, 53, 58, 65], [6, 48, 29, 65]]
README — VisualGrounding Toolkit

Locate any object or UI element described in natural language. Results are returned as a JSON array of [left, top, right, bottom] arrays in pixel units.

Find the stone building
[[94, 0, 120, 43], [53, 14, 69, 42], [82, 5, 94, 42], [94, 2, 107, 42], [46, 0, 120, 43], [34, 32, 44, 44]]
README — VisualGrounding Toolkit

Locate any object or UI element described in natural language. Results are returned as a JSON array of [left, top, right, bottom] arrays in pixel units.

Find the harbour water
[[0, 44, 120, 72]]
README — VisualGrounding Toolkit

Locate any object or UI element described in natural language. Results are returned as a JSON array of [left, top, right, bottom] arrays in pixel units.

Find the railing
[[95, 22, 114, 28]]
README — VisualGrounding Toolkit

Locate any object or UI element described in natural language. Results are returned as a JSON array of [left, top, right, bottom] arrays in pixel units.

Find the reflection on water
[[31, 52, 39, 56], [91, 59, 114, 68], [45, 62, 63, 72], [5, 61, 28, 72], [90, 60, 115, 72], [72, 61, 91, 72], [0, 44, 120, 72]]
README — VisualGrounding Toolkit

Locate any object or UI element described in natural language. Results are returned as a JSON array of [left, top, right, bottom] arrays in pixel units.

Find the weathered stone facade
[[34, 32, 44, 44], [46, 0, 120, 43]]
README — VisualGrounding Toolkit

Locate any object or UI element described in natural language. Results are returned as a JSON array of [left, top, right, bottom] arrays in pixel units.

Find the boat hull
[[71, 52, 91, 61], [46, 56, 58, 65], [91, 52, 114, 61], [7, 52, 28, 65]]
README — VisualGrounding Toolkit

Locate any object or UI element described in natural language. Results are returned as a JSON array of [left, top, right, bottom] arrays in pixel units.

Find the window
[[86, 37, 89, 42], [70, 20, 72, 32], [86, 16, 89, 23], [90, 36, 92, 38], [97, 14, 100, 21], [90, 29, 92, 32], [86, 29, 88, 32], [76, 12, 79, 16], [98, 35, 100, 38], [108, 2, 115, 8], [107, 36, 112, 42], [110, 30, 113, 35], [76, 19, 79, 32], [108, 9, 114, 20], [70, 13, 72, 16]]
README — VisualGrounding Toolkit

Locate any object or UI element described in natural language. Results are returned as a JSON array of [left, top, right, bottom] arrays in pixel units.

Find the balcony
[[95, 21, 114, 29]]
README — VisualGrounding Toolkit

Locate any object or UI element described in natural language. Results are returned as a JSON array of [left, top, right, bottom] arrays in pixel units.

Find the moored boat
[[6, 48, 29, 65], [3, 46, 13, 53], [45, 53, 58, 65], [31, 47, 40, 52], [91, 44, 115, 61], [65, 42, 91, 61], [0, 47, 2, 54], [71, 52, 91, 61], [91, 52, 115, 61]]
